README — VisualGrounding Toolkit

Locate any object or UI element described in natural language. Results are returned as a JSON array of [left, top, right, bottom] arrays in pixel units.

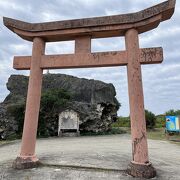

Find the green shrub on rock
[[38, 89, 72, 137], [7, 89, 72, 138]]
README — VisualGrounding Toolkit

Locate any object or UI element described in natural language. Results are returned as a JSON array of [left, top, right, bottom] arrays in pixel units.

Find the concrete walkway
[[0, 134, 180, 180]]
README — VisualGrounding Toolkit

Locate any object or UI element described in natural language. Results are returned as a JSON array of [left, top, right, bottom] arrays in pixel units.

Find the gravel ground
[[0, 134, 180, 180]]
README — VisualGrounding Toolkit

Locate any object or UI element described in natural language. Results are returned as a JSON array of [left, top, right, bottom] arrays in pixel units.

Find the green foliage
[[145, 109, 156, 129], [112, 110, 156, 129], [155, 115, 166, 128], [154, 109, 180, 129], [7, 103, 25, 136], [40, 89, 72, 112], [111, 116, 130, 128], [38, 89, 72, 137], [165, 109, 180, 116], [112, 109, 180, 130], [7, 89, 72, 138], [81, 127, 126, 136], [147, 128, 166, 140]]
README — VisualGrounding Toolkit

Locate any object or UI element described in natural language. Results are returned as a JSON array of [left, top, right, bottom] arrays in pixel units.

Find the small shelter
[[58, 109, 80, 137]]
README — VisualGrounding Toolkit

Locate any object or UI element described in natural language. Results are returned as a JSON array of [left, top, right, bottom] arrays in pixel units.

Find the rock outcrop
[[0, 74, 120, 139]]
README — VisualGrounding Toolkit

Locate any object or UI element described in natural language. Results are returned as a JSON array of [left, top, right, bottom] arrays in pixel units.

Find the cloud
[[0, 0, 179, 116]]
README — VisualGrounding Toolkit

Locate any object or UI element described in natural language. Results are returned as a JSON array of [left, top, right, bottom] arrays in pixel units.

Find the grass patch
[[0, 140, 15, 146], [145, 128, 180, 145], [147, 128, 166, 140], [147, 128, 180, 141], [115, 127, 168, 140], [116, 127, 180, 144], [111, 117, 130, 128], [81, 127, 126, 136], [0, 141, 6, 145]]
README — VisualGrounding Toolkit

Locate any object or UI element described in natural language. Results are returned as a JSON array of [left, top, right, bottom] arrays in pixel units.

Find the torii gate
[[3, 0, 175, 178]]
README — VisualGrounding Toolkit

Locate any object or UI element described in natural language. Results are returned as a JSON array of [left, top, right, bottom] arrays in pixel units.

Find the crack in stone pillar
[[125, 29, 156, 178]]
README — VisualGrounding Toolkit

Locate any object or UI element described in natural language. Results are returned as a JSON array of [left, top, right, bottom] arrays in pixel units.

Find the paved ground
[[0, 134, 180, 180]]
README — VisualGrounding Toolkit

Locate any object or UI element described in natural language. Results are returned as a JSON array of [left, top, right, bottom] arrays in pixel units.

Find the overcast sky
[[0, 0, 179, 116]]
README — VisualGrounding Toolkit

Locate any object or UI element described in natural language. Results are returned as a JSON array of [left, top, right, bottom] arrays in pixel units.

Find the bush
[[145, 110, 156, 129], [7, 103, 25, 136], [8, 89, 72, 138], [165, 109, 180, 116], [38, 89, 72, 137], [111, 116, 130, 128], [155, 115, 166, 128], [112, 110, 156, 129]]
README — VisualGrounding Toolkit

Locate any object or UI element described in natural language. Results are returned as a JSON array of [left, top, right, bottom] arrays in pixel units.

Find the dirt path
[[0, 134, 180, 180]]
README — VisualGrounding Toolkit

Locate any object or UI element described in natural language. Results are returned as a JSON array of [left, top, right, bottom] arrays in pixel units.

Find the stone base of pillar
[[127, 161, 156, 179], [12, 156, 40, 169]]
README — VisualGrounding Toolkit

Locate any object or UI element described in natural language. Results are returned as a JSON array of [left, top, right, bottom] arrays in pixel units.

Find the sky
[[0, 0, 180, 116]]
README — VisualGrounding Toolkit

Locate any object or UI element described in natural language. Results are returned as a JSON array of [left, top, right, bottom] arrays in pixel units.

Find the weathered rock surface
[[0, 74, 120, 139]]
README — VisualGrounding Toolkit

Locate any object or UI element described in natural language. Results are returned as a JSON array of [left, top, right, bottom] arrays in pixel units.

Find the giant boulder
[[0, 74, 120, 139]]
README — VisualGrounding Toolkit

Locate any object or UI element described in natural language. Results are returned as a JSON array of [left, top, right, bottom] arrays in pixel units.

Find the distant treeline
[[112, 109, 180, 129]]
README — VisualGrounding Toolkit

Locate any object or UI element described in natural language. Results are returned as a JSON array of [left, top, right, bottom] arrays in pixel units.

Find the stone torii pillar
[[15, 38, 45, 168], [3, 0, 175, 178], [125, 29, 153, 177]]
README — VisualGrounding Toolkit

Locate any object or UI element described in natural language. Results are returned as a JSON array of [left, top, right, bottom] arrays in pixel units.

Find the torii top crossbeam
[[2, 0, 176, 71], [3, 0, 175, 42]]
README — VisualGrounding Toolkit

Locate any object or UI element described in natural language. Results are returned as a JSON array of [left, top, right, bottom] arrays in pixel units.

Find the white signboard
[[59, 110, 79, 130]]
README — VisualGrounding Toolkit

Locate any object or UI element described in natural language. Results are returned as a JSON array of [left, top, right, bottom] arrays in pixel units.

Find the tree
[[113, 110, 156, 129], [145, 110, 156, 129], [165, 109, 180, 116]]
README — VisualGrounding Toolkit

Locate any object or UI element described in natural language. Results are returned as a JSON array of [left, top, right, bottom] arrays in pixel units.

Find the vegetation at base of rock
[[39, 89, 72, 137], [7, 104, 25, 136], [8, 89, 72, 138]]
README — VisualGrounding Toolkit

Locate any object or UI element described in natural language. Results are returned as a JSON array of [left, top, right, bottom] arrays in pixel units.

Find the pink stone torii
[[3, 0, 175, 178]]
